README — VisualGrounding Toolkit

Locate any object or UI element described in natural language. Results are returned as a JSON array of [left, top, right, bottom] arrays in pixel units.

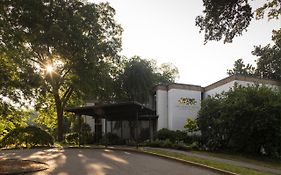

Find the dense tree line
[[0, 0, 178, 141], [198, 85, 281, 158]]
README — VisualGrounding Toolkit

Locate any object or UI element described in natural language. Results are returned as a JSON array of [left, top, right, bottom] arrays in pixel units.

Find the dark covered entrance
[[66, 101, 158, 147]]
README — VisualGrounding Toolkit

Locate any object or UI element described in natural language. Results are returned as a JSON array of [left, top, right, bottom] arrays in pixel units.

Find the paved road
[[147, 147, 281, 175], [0, 148, 220, 175]]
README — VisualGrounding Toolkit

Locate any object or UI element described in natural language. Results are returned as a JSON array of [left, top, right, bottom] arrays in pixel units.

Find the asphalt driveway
[[0, 148, 220, 175]]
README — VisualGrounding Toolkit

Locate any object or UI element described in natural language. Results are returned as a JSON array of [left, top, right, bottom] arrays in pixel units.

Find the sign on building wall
[[178, 97, 197, 105]]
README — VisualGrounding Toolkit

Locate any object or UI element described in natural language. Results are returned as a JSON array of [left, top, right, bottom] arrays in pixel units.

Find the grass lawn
[[143, 148, 279, 175], [191, 150, 281, 170]]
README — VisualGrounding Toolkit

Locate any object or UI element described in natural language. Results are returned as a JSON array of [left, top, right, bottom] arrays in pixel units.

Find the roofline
[[204, 74, 280, 92], [66, 101, 155, 113], [153, 75, 280, 93], [153, 83, 203, 92]]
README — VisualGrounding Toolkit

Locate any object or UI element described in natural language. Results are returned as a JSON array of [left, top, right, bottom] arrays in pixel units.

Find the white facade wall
[[204, 81, 236, 98], [204, 80, 279, 98], [156, 90, 168, 130], [167, 89, 201, 130]]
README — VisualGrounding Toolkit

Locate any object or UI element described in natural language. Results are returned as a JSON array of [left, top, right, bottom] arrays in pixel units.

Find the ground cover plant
[[1, 126, 54, 148]]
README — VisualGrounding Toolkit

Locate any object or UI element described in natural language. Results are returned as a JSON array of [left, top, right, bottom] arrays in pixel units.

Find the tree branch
[[61, 86, 74, 109]]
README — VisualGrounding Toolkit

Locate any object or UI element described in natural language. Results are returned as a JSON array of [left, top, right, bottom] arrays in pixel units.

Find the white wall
[[204, 81, 236, 98], [167, 89, 201, 131], [156, 90, 168, 130], [204, 80, 279, 98]]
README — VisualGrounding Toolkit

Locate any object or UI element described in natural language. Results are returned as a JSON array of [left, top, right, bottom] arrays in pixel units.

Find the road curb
[[100, 147, 239, 175]]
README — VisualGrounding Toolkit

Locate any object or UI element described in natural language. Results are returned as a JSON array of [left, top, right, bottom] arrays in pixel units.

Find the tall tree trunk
[[54, 93, 63, 142]]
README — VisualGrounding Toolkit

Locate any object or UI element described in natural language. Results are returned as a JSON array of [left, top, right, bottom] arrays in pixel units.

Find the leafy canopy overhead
[[1, 0, 122, 141], [196, 0, 281, 43], [227, 32, 281, 82]]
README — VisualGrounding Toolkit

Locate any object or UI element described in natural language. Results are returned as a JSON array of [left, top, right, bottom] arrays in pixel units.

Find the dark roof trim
[[65, 101, 157, 120], [153, 83, 203, 92]]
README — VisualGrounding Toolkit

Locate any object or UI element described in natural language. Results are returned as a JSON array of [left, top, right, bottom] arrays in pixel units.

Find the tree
[[154, 63, 179, 84], [116, 56, 179, 103], [0, 54, 41, 103], [253, 33, 281, 81], [196, 0, 281, 43], [118, 56, 154, 103], [198, 85, 281, 157], [227, 32, 281, 81], [1, 0, 122, 141], [0, 102, 28, 141], [227, 59, 255, 76]]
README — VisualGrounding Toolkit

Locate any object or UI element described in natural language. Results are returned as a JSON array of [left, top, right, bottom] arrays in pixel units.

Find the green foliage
[[256, 0, 281, 20], [184, 118, 199, 133], [227, 59, 255, 76], [102, 133, 125, 145], [33, 101, 57, 135], [198, 85, 281, 158], [156, 128, 177, 142], [154, 63, 179, 85], [1, 126, 54, 148], [116, 56, 179, 103], [1, 0, 123, 141], [65, 132, 79, 145], [227, 35, 281, 81], [0, 55, 40, 102], [65, 122, 95, 145], [253, 39, 281, 81], [196, 0, 252, 43], [196, 0, 280, 43], [0, 102, 28, 140], [155, 128, 200, 145], [119, 56, 154, 103]]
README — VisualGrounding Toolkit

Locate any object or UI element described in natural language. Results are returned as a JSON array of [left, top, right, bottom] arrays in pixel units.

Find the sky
[[93, 0, 280, 86]]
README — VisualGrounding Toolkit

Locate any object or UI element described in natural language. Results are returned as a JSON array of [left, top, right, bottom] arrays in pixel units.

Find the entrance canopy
[[66, 101, 157, 121]]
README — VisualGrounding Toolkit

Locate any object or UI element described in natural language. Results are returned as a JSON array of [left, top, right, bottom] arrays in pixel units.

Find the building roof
[[66, 101, 157, 121], [204, 74, 280, 91], [154, 75, 280, 92], [153, 83, 203, 92]]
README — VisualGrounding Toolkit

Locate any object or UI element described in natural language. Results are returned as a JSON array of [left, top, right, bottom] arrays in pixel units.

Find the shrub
[[156, 128, 199, 144], [65, 132, 79, 145], [162, 139, 173, 148], [101, 133, 125, 145], [65, 132, 95, 145], [1, 126, 54, 148], [156, 128, 176, 142], [198, 85, 281, 158]]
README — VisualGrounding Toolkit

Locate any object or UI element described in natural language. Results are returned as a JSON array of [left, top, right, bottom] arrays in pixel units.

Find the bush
[[156, 128, 201, 144], [156, 128, 177, 142], [143, 139, 193, 151], [65, 132, 79, 145], [65, 132, 95, 145], [101, 133, 125, 145], [1, 126, 54, 148], [198, 85, 281, 158]]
